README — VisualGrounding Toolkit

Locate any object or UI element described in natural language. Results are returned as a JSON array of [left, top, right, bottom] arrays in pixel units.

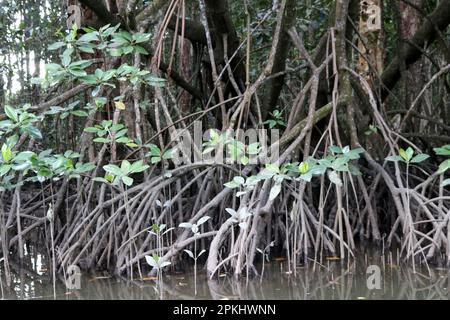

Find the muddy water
[[1, 261, 450, 300], [1, 251, 450, 300]]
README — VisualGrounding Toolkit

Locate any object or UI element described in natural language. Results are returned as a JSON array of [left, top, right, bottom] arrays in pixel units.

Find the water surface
[[2, 250, 450, 300]]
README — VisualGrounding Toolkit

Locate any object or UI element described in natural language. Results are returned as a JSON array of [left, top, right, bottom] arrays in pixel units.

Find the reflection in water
[[1, 248, 450, 300]]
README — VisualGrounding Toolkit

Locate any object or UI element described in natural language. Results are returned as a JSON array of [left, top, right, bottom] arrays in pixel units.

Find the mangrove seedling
[[149, 223, 174, 262], [225, 206, 252, 230], [179, 216, 211, 295], [145, 253, 171, 298], [256, 241, 275, 282]]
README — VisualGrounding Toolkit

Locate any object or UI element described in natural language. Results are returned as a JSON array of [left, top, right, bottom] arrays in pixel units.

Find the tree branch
[[167, 16, 208, 45], [77, 0, 204, 102], [380, 0, 450, 101]]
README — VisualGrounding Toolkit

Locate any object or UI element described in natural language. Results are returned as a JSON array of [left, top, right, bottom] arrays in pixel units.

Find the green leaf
[[266, 163, 280, 174], [12, 162, 30, 171], [328, 170, 342, 186], [400, 147, 414, 162], [74, 163, 95, 173], [105, 174, 114, 183], [25, 126, 43, 140], [4, 106, 18, 122], [162, 149, 173, 160], [38, 167, 52, 178], [329, 145, 342, 154], [61, 51, 72, 67], [184, 249, 195, 259], [151, 156, 161, 164], [442, 179, 450, 187], [48, 41, 66, 50], [132, 33, 151, 43], [437, 159, 450, 174], [84, 127, 99, 133], [299, 172, 313, 182], [299, 161, 309, 174], [0, 120, 14, 130], [130, 160, 149, 173], [78, 32, 99, 43], [399, 149, 408, 161], [234, 176, 245, 185], [434, 145, 450, 156], [93, 137, 111, 143], [45, 63, 63, 72], [410, 154, 430, 163], [197, 216, 210, 226], [71, 110, 89, 117], [1, 144, 13, 162], [309, 164, 327, 175], [68, 68, 87, 77], [348, 164, 362, 176], [179, 222, 193, 229], [108, 48, 123, 56], [145, 255, 158, 268], [114, 101, 126, 110], [14, 151, 34, 161], [240, 156, 249, 165], [79, 45, 96, 54], [103, 164, 122, 176], [332, 157, 349, 171], [405, 147, 414, 162], [209, 129, 219, 142], [116, 137, 131, 144], [0, 164, 11, 176], [224, 176, 244, 189], [269, 183, 282, 201], [146, 144, 161, 157], [97, 129, 108, 137], [134, 45, 149, 55], [347, 148, 365, 160], [159, 261, 171, 268], [263, 119, 277, 128], [224, 181, 240, 189], [385, 155, 403, 162], [121, 160, 131, 173], [122, 46, 134, 55], [126, 143, 138, 148], [121, 175, 133, 186]]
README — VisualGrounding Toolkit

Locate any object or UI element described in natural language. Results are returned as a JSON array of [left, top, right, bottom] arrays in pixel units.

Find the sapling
[[0, 257, 4, 298], [256, 241, 275, 282], [386, 147, 429, 270], [263, 109, 285, 129], [179, 216, 210, 295], [225, 207, 252, 230], [145, 253, 171, 299], [148, 223, 174, 264], [145, 254, 172, 271], [46, 203, 56, 299]]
